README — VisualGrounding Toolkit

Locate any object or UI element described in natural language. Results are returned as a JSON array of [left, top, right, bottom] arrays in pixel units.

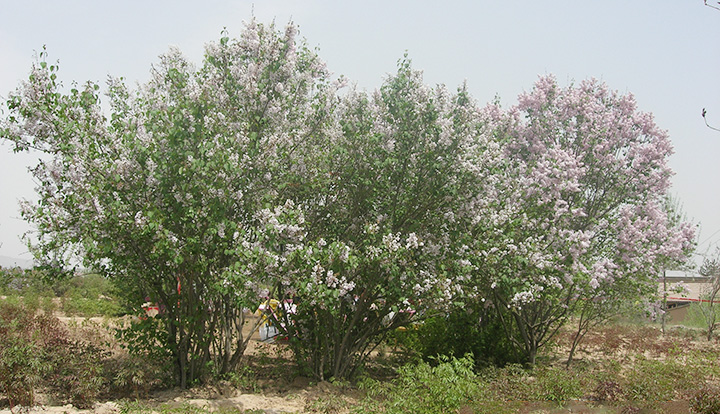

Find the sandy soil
[[0, 392, 315, 414]]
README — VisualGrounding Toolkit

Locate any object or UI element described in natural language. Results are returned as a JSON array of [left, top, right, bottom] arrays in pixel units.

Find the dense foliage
[[1, 19, 694, 383]]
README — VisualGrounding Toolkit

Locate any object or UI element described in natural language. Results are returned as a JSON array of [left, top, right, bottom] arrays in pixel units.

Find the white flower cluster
[[256, 200, 306, 243], [405, 232, 422, 249], [510, 290, 535, 308], [382, 233, 401, 252], [338, 244, 350, 262]]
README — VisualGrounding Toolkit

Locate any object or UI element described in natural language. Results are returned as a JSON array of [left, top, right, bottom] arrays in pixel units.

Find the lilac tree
[[262, 59, 483, 380], [2, 19, 697, 381], [463, 76, 695, 364], [0, 20, 338, 387]]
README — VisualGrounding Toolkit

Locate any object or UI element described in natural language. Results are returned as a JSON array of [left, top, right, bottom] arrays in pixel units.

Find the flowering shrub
[[1, 20, 694, 381], [210, 57, 485, 380], [457, 76, 695, 363], [273, 59, 484, 379], [1, 20, 338, 387]]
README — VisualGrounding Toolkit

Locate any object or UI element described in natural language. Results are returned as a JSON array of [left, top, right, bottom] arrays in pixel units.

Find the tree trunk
[[527, 343, 537, 366], [661, 269, 667, 334]]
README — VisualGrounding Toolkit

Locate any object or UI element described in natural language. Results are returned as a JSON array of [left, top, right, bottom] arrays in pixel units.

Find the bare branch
[[702, 108, 720, 132], [705, 0, 720, 11]]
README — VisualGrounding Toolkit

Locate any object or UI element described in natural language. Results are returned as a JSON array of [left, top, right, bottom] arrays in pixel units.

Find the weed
[[593, 380, 624, 402], [482, 363, 533, 402], [354, 355, 487, 414], [108, 352, 172, 399], [532, 365, 585, 403], [622, 357, 703, 409], [218, 365, 259, 393], [305, 393, 349, 413], [118, 400, 153, 414], [689, 384, 720, 414]]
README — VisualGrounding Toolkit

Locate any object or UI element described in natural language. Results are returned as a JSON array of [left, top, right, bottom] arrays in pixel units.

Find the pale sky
[[1, 1, 719, 266]]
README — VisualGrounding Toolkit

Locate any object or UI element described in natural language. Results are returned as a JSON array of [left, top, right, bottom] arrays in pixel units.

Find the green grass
[[680, 302, 720, 330]]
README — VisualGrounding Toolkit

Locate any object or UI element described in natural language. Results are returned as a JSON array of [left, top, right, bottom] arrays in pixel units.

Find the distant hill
[[0, 255, 34, 269]]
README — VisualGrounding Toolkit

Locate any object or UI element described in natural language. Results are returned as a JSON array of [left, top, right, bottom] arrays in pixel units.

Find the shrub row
[[0, 268, 124, 318]]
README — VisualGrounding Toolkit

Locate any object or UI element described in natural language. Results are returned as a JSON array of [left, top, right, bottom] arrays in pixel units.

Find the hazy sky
[[1, 1, 719, 265]]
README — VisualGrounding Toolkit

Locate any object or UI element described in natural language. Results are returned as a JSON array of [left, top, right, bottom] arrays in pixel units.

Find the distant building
[[661, 270, 715, 322]]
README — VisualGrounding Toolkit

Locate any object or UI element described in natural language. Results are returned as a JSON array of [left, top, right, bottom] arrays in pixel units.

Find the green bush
[[57, 273, 124, 317], [357, 357, 591, 413], [0, 338, 47, 409], [51, 273, 108, 297], [0, 268, 125, 318], [355, 355, 489, 414], [0, 302, 55, 409], [0, 267, 54, 298], [683, 302, 720, 336], [0, 302, 108, 409], [390, 306, 524, 367], [61, 295, 123, 317], [108, 352, 173, 399], [115, 316, 174, 363]]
